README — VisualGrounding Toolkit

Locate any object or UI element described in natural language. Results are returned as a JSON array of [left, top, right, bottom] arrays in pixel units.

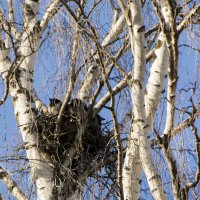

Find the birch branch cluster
[[0, 0, 199, 199]]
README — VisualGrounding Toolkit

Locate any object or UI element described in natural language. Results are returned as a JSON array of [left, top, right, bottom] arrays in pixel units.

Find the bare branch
[[100, 46, 124, 199], [40, 0, 61, 33], [0, 166, 28, 200], [77, 61, 100, 103], [7, 0, 14, 23], [0, 40, 12, 105], [155, 130, 182, 200], [177, 4, 200, 33], [184, 123, 200, 190], [57, 24, 79, 131], [23, 0, 40, 28], [102, 15, 126, 47], [171, 109, 200, 137], [94, 76, 129, 115], [0, 6, 20, 40], [7, 0, 20, 40]]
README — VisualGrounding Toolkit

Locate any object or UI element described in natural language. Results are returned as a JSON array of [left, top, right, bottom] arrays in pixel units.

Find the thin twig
[[99, 46, 124, 200]]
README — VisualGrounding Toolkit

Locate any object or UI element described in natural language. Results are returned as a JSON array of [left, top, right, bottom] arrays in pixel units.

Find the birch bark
[[122, 1, 169, 199], [0, 1, 56, 199], [0, 0, 198, 199]]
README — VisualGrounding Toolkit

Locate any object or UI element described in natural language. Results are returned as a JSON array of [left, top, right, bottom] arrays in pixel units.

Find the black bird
[[67, 98, 88, 116], [48, 98, 62, 114]]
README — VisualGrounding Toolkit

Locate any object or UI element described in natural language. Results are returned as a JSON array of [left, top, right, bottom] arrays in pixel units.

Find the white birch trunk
[[145, 32, 169, 124], [0, 1, 56, 199], [78, 61, 100, 103], [122, 1, 146, 199], [0, 45, 55, 200], [122, 1, 168, 199], [9, 56, 54, 200], [160, 3, 180, 199], [139, 33, 169, 200], [102, 15, 126, 47]]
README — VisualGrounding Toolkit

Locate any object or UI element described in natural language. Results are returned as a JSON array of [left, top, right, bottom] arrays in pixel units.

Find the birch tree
[[0, 0, 200, 199]]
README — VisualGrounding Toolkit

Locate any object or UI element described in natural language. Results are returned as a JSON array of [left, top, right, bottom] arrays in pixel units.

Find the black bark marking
[[124, 166, 130, 171], [170, 94, 176, 99], [16, 88, 34, 103], [33, 21, 42, 33], [31, 0, 40, 3], [137, 25, 145, 32], [23, 126, 28, 131], [10, 80, 16, 88], [24, 109, 30, 114], [0, 169, 7, 178], [148, 98, 154, 101], [143, 124, 149, 129], [17, 88, 26, 94], [155, 40, 162, 49], [133, 79, 143, 89], [161, 89, 165, 93], [16, 112, 19, 118], [24, 4, 35, 16], [134, 119, 145, 123], [152, 188, 158, 193], [29, 70, 34, 75], [28, 78, 34, 83], [148, 174, 161, 181]]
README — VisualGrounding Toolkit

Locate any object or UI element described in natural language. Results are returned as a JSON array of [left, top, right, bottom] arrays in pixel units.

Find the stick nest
[[34, 109, 112, 173], [32, 102, 117, 197]]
